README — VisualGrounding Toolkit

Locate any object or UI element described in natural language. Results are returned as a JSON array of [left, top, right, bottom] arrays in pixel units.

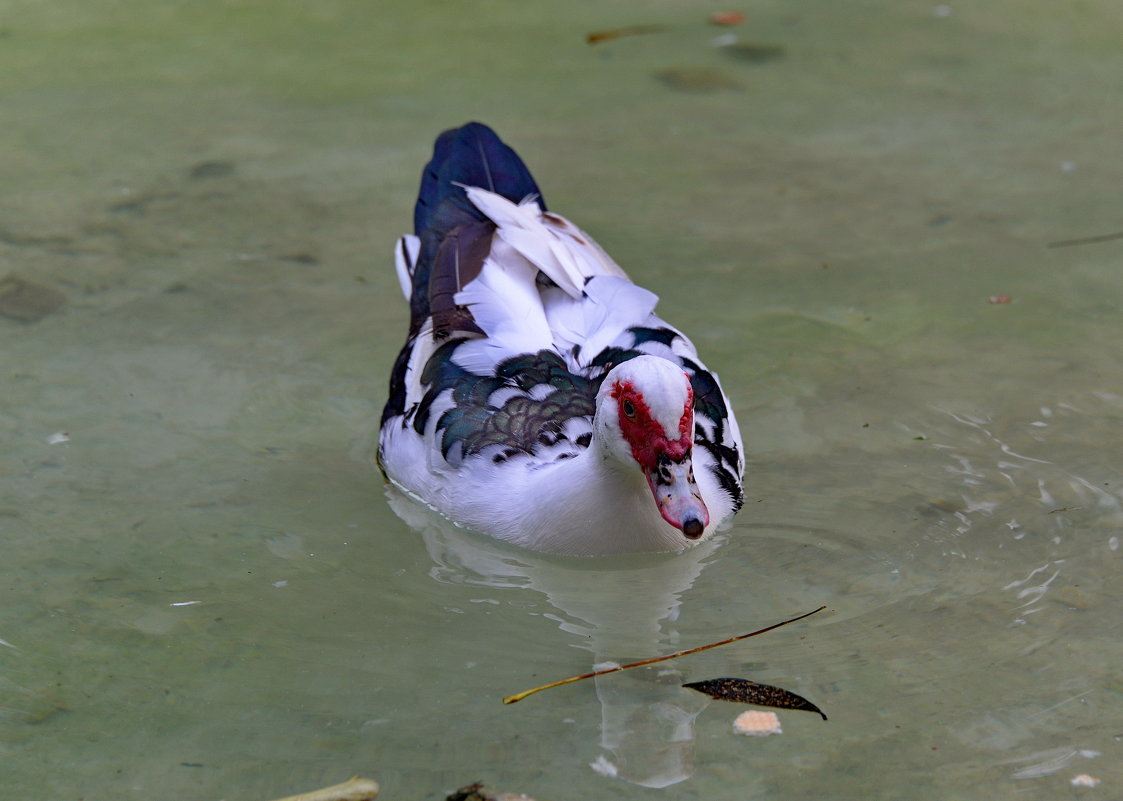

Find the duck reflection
[[385, 485, 724, 788]]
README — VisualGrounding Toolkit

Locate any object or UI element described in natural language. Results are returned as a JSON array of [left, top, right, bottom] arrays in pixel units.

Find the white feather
[[394, 235, 420, 301], [539, 277, 659, 368], [452, 238, 555, 366], [461, 186, 628, 298]]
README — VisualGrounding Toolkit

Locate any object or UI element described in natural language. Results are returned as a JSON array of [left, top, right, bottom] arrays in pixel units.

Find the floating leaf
[[683, 677, 827, 720], [586, 24, 666, 44]]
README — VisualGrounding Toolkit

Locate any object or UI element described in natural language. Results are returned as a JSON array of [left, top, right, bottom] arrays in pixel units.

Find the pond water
[[2, 1, 1121, 799]]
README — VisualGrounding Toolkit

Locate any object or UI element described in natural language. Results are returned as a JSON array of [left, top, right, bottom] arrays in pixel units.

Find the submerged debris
[[188, 160, 236, 180], [683, 677, 827, 719], [447, 783, 539, 801], [718, 41, 786, 64], [447, 784, 489, 801], [0, 275, 65, 322], [653, 67, 743, 93]]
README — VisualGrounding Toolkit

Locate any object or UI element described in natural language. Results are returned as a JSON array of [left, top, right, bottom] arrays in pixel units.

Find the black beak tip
[[682, 517, 705, 539]]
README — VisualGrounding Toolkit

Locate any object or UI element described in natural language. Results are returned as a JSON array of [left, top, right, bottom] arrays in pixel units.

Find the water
[[2, 1, 1121, 798]]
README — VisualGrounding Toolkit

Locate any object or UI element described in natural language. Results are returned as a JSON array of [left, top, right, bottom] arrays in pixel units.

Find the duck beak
[[647, 453, 710, 539]]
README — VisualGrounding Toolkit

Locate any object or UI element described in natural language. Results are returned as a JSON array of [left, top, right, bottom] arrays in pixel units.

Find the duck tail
[[414, 122, 545, 238], [404, 123, 545, 336]]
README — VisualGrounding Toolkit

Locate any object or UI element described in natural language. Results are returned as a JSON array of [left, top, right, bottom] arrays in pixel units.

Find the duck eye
[[622, 399, 636, 419]]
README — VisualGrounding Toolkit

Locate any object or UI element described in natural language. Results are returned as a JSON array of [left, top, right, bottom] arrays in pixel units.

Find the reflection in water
[[386, 486, 721, 787], [1002, 745, 1101, 780]]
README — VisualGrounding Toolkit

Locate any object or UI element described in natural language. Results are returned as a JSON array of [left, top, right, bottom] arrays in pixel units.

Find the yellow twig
[[503, 605, 826, 704]]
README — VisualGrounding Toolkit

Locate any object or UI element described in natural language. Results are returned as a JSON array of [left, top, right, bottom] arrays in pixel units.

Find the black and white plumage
[[378, 123, 743, 555]]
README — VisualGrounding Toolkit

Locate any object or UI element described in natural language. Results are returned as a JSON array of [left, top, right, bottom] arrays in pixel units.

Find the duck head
[[594, 356, 710, 540]]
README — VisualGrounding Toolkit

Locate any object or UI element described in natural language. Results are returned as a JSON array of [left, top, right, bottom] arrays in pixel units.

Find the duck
[[378, 122, 744, 555]]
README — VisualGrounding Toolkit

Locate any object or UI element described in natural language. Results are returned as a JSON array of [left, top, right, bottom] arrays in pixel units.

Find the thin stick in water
[[1046, 231, 1123, 248], [502, 605, 826, 705]]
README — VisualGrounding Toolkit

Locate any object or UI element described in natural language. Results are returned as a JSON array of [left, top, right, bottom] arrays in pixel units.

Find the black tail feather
[[413, 122, 544, 238], [407, 123, 545, 334]]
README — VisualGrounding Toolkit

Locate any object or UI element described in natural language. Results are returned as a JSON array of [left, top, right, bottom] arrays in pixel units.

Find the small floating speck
[[708, 11, 745, 26], [589, 754, 618, 778], [169, 601, 201, 607], [733, 709, 782, 736], [46, 431, 70, 445], [1071, 774, 1100, 788], [273, 580, 289, 587]]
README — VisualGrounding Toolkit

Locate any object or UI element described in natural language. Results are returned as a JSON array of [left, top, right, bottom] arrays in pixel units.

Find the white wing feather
[[461, 186, 628, 298], [441, 185, 651, 372], [452, 238, 556, 371], [394, 235, 420, 301], [544, 276, 658, 367]]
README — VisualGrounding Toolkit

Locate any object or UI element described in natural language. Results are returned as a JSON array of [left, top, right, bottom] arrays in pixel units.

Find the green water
[[2, 1, 1121, 798]]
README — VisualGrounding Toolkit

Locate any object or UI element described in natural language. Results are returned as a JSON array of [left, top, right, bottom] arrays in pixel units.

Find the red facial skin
[[611, 377, 710, 537], [611, 379, 693, 464]]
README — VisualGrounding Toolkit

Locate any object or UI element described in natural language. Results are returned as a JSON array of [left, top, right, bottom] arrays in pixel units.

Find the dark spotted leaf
[[683, 677, 827, 720]]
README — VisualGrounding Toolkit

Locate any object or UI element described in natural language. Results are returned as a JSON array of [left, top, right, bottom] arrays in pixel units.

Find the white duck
[[378, 123, 743, 555]]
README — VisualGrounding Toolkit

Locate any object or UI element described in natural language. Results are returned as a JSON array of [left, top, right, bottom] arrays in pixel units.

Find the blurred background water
[[1, 1, 1121, 798]]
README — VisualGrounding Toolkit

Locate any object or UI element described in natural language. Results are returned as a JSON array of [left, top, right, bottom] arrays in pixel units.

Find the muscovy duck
[[378, 123, 743, 554]]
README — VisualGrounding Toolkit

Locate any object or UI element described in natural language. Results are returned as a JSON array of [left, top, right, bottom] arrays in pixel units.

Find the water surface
[[1, 1, 1121, 798]]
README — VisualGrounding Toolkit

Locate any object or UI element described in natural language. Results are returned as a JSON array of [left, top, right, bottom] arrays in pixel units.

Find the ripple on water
[[681, 390, 1122, 799]]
